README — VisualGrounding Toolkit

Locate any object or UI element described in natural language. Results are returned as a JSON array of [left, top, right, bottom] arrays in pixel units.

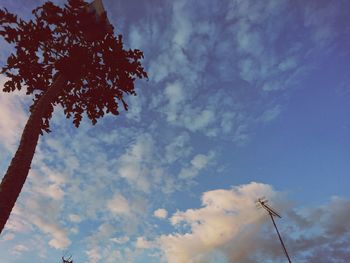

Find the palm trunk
[[0, 74, 68, 234]]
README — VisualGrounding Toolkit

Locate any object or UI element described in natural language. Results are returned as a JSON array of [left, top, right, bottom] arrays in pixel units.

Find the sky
[[0, 0, 349, 262]]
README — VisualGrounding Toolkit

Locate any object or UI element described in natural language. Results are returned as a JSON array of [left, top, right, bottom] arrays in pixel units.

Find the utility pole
[[256, 197, 292, 263]]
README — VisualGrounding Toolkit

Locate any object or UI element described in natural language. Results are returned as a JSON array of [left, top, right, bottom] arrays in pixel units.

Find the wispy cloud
[[135, 0, 334, 143]]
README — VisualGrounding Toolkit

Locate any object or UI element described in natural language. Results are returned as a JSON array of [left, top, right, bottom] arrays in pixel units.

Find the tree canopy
[[0, 0, 148, 132]]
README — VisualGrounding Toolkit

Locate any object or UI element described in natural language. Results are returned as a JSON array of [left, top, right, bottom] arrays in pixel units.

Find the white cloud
[[259, 105, 282, 123], [135, 236, 156, 250], [34, 183, 65, 200], [220, 112, 236, 134], [8, 164, 71, 250], [154, 208, 168, 219], [116, 132, 179, 194], [0, 0, 346, 262], [237, 21, 264, 56], [86, 247, 102, 263], [29, 165, 66, 202], [4, 206, 32, 233], [303, 3, 338, 47], [129, 26, 142, 49], [164, 81, 185, 123], [179, 151, 214, 180], [70, 227, 79, 234], [164, 132, 192, 163], [12, 244, 29, 255], [0, 77, 28, 152], [172, 0, 192, 47], [278, 57, 298, 71], [147, 0, 198, 84], [117, 133, 155, 193], [182, 109, 215, 132], [149, 55, 170, 83], [238, 58, 258, 83], [262, 80, 282, 92], [110, 236, 129, 244], [159, 182, 279, 263], [157, 183, 350, 263], [31, 216, 71, 249], [125, 94, 143, 122], [1, 233, 15, 241], [107, 194, 131, 216], [191, 154, 210, 170], [68, 214, 82, 223], [165, 81, 184, 104]]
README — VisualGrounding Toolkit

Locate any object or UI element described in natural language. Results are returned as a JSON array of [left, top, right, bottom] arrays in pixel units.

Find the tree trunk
[[0, 74, 68, 234]]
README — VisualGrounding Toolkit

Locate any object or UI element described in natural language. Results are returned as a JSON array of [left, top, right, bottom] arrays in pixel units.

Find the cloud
[[5, 160, 71, 250], [12, 244, 29, 255], [84, 223, 130, 263], [1, 233, 15, 241], [278, 56, 298, 71], [0, 0, 348, 262], [144, 0, 226, 137], [117, 133, 154, 193], [0, 77, 28, 152], [115, 132, 186, 194], [84, 223, 136, 263], [103, 193, 150, 247], [164, 81, 185, 123], [33, 182, 65, 201], [157, 183, 350, 263], [159, 182, 277, 263], [303, 2, 339, 47], [172, 1, 192, 47], [259, 105, 282, 123], [164, 132, 192, 163], [31, 216, 71, 249], [68, 214, 82, 223], [125, 94, 143, 122], [4, 206, 32, 233], [236, 21, 264, 57], [179, 151, 215, 180], [128, 25, 143, 49], [220, 112, 236, 134], [107, 194, 131, 216], [86, 247, 102, 263], [135, 236, 156, 250], [162, 88, 218, 134], [142, 0, 299, 142], [110, 236, 129, 244], [181, 108, 215, 133], [154, 208, 168, 219]]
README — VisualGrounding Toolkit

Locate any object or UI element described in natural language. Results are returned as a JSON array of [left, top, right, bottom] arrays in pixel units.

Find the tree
[[0, 0, 147, 234]]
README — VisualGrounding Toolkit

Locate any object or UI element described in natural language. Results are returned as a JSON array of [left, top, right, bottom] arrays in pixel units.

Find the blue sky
[[0, 0, 349, 262]]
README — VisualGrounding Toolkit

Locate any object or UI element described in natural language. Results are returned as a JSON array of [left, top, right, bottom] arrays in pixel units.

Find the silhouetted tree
[[0, 0, 147, 233]]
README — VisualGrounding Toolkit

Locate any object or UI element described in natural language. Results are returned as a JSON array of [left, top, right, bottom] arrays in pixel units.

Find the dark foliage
[[0, 0, 147, 132]]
